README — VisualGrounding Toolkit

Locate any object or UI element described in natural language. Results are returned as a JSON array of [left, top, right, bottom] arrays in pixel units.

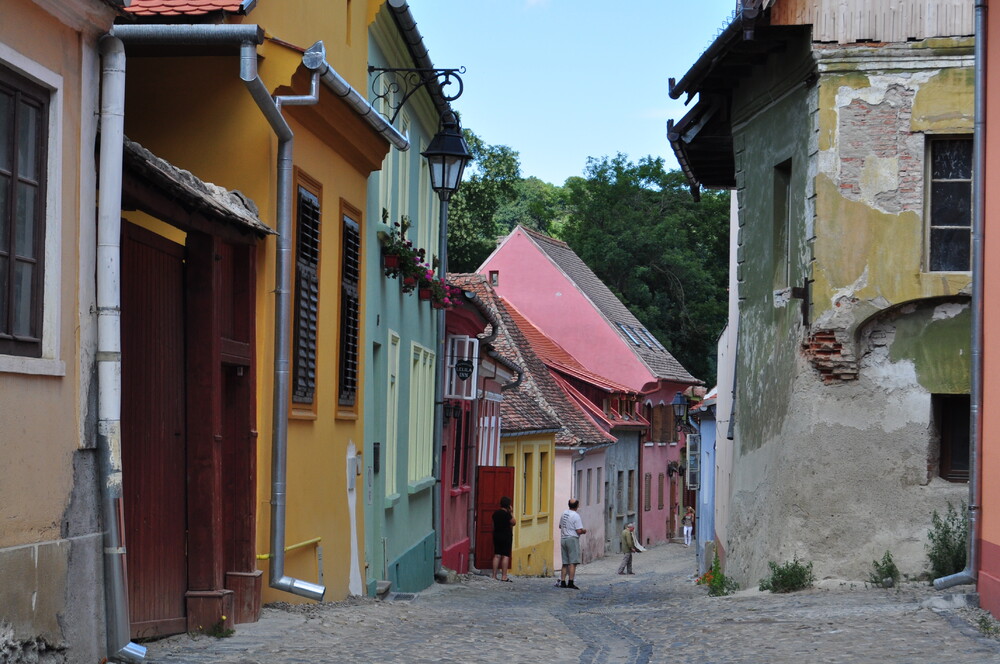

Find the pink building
[[479, 226, 702, 546]]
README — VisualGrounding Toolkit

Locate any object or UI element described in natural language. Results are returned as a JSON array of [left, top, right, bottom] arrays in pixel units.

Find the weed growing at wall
[[697, 553, 739, 596], [868, 550, 901, 589], [926, 501, 967, 579], [758, 556, 815, 593]]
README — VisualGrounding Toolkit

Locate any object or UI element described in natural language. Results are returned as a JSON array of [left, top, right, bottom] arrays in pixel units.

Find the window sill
[[449, 485, 471, 497], [384, 493, 401, 509], [0, 356, 65, 376], [408, 477, 435, 494]]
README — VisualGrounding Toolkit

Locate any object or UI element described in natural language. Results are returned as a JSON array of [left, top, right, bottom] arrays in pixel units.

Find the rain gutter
[[95, 34, 146, 664], [935, 0, 985, 591], [109, 22, 325, 602]]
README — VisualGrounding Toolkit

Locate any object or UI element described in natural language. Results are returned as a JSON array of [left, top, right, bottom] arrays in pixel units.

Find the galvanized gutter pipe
[[96, 34, 147, 664], [302, 42, 408, 151], [110, 23, 324, 601], [935, 0, 986, 591]]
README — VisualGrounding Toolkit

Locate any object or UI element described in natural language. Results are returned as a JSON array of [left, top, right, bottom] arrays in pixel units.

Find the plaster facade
[[725, 34, 973, 586], [0, 2, 117, 661]]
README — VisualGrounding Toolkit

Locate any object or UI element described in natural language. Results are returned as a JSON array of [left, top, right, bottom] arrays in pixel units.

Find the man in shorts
[[558, 499, 587, 589]]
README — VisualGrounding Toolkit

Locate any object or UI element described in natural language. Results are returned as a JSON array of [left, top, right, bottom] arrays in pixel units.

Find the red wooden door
[[121, 223, 188, 638], [474, 466, 515, 570]]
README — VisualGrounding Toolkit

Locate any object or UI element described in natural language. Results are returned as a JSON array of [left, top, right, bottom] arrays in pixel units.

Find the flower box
[[419, 288, 432, 300], [383, 253, 401, 270]]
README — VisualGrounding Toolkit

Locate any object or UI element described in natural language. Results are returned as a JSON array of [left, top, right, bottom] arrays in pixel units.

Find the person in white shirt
[[557, 499, 587, 589]]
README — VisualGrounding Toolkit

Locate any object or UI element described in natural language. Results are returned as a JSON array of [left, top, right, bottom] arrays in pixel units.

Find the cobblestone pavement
[[142, 542, 1000, 664]]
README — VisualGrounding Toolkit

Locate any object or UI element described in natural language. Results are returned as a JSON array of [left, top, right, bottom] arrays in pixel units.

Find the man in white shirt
[[557, 499, 587, 589]]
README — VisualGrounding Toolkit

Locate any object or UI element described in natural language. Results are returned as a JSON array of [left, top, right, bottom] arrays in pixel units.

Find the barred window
[[338, 210, 361, 407], [0, 64, 48, 358], [292, 185, 321, 405]]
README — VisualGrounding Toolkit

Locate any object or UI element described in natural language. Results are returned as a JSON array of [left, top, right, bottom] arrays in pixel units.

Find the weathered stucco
[[725, 35, 973, 587]]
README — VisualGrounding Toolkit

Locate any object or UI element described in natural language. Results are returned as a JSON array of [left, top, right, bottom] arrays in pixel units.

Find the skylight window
[[618, 323, 641, 345]]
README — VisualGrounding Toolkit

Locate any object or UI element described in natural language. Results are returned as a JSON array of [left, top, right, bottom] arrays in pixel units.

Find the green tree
[[494, 177, 571, 236], [560, 154, 729, 385], [447, 129, 521, 272]]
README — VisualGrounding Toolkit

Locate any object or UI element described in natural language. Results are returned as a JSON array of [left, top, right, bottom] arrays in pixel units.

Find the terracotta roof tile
[[126, 0, 247, 16], [518, 226, 701, 385]]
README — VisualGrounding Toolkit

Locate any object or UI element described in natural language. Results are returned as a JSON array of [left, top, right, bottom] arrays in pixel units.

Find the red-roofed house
[[480, 225, 702, 547]]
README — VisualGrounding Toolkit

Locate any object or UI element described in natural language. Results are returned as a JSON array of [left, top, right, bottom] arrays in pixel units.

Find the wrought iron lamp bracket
[[368, 66, 465, 124]]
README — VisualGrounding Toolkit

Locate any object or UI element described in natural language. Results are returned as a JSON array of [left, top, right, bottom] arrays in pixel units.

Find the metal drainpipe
[[96, 34, 147, 664], [935, 0, 986, 591], [109, 22, 325, 601]]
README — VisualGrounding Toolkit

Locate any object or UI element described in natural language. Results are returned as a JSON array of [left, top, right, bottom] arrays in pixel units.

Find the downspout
[[96, 34, 147, 664], [241, 43, 326, 602], [110, 22, 325, 601], [935, 0, 986, 591]]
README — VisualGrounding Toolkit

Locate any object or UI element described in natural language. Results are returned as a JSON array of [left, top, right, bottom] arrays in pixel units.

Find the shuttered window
[[0, 65, 48, 358], [338, 211, 361, 408], [292, 186, 321, 406], [644, 472, 652, 511]]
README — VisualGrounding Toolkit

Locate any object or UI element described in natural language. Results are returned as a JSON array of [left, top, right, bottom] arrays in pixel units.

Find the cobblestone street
[[143, 543, 1000, 664]]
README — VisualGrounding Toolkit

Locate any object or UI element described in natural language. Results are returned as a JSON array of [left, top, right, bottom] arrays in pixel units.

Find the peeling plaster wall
[[726, 36, 973, 587]]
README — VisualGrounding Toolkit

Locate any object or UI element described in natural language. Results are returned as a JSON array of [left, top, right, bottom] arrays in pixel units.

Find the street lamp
[[422, 111, 472, 202], [671, 391, 688, 428]]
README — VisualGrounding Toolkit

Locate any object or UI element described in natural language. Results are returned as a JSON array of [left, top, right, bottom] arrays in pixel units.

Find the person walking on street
[[682, 506, 695, 547], [491, 496, 516, 582], [618, 523, 638, 575], [558, 499, 586, 589]]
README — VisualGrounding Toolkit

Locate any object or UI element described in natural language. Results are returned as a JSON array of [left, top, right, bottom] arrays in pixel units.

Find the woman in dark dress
[[492, 496, 516, 581]]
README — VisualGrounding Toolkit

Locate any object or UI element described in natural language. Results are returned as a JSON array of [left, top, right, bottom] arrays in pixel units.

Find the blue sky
[[409, 0, 739, 186]]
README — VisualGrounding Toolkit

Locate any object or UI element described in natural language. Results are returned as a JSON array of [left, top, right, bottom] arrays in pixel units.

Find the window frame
[[0, 49, 62, 376], [925, 135, 973, 273], [336, 199, 363, 415], [289, 171, 323, 418]]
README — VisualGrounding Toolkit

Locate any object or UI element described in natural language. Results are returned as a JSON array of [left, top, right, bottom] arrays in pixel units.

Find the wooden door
[[473, 466, 514, 570], [121, 223, 188, 638]]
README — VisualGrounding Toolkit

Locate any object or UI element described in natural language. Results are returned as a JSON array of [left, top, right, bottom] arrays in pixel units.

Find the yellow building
[[112, 0, 400, 636], [501, 433, 557, 576]]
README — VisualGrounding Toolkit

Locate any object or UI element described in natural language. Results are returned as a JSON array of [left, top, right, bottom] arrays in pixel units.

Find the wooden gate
[[121, 223, 188, 638], [473, 466, 514, 570]]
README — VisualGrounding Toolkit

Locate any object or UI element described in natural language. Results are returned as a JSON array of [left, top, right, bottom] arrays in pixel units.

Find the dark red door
[[121, 223, 188, 638], [474, 466, 515, 570]]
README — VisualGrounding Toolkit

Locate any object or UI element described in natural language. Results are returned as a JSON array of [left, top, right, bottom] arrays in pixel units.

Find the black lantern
[[671, 391, 688, 422], [422, 112, 472, 201]]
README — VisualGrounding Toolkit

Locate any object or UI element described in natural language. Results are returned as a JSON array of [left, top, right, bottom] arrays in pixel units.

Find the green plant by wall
[[868, 550, 901, 589], [926, 501, 968, 580], [758, 556, 815, 593], [696, 552, 739, 596]]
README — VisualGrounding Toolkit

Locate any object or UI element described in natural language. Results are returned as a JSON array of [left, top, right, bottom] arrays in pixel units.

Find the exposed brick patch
[[803, 329, 859, 383]]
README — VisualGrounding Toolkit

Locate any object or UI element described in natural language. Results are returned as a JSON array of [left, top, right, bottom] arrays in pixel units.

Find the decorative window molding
[[444, 334, 479, 400]]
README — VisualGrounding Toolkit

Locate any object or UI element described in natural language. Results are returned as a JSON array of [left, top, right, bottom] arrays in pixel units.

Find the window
[[292, 181, 321, 409], [523, 451, 534, 516], [933, 393, 970, 482], [927, 137, 972, 272], [773, 159, 792, 289], [644, 473, 652, 511], [0, 64, 48, 358], [576, 468, 583, 502], [538, 451, 549, 514], [385, 333, 400, 498], [595, 467, 602, 503], [628, 470, 635, 513], [658, 473, 665, 510], [407, 343, 435, 483], [338, 203, 362, 409], [586, 468, 592, 505], [451, 405, 467, 488]]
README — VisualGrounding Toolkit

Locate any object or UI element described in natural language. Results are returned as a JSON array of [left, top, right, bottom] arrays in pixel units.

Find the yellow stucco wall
[[501, 433, 556, 576], [122, 2, 381, 602]]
